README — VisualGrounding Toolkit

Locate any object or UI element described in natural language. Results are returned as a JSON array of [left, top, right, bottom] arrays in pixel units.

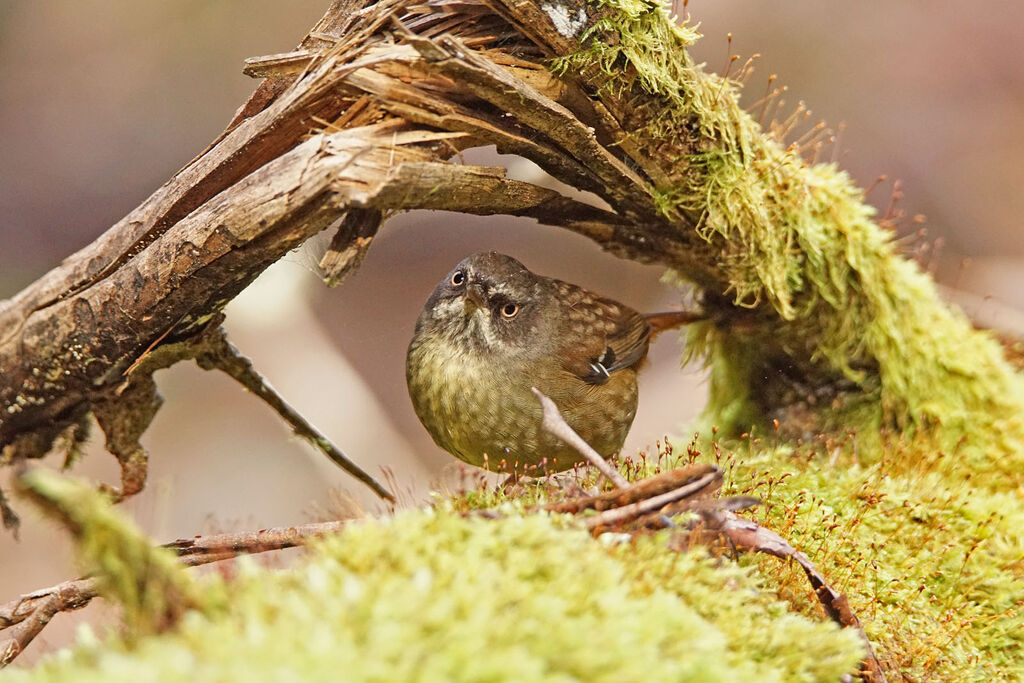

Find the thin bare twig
[[583, 471, 722, 529], [544, 463, 719, 514], [164, 520, 348, 557], [532, 387, 629, 489], [194, 327, 395, 503]]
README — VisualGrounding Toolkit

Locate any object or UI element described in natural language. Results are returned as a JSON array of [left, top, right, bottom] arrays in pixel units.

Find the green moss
[[556, 0, 1024, 488], [689, 436, 1024, 680], [8, 510, 863, 682], [19, 470, 205, 636]]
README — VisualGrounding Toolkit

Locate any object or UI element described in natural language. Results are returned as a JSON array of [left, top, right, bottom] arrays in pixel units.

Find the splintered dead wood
[[0, 0, 917, 535], [5, 0, 735, 436], [0, 51, 644, 505]]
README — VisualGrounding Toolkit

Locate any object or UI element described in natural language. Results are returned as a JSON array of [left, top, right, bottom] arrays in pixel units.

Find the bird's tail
[[643, 310, 705, 338]]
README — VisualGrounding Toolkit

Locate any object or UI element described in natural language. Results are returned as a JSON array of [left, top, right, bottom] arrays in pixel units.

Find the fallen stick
[[0, 518, 353, 667]]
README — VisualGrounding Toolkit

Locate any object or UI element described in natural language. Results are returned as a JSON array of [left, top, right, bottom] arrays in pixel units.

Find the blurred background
[[1, 0, 1021, 664]]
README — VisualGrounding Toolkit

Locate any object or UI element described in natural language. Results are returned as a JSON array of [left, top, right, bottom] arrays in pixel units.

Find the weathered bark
[[0, 0, 688, 503]]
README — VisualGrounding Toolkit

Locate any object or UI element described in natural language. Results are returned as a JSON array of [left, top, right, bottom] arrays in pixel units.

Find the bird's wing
[[554, 281, 651, 386]]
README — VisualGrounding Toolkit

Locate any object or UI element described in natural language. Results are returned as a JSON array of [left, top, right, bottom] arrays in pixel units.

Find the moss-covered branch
[[483, 0, 1024, 487]]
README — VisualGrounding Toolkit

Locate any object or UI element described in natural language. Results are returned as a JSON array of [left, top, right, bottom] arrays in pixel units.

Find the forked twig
[[0, 579, 97, 667]]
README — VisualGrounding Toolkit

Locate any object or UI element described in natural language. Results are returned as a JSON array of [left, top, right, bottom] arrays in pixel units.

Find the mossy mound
[[8, 510, 862, 682], [680, 431, 1024, 680]]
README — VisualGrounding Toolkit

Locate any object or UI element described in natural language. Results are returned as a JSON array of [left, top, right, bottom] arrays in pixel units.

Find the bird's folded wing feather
[[554, 281, 651, 385]]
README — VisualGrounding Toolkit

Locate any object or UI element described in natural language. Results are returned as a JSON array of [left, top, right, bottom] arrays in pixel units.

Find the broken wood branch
[[163, 520, 350, 559], [0, 518, 356, 667], [543, 463, 719, 514], [0, 112, 628, 510], [2, 0, 701, 514]]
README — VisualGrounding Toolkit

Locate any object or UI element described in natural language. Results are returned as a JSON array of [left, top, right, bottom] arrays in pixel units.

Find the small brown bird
[[406, 252, 697, 473]]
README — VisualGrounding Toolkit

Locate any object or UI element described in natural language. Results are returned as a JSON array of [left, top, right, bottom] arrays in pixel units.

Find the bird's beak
[[464, 283, 486, 312]]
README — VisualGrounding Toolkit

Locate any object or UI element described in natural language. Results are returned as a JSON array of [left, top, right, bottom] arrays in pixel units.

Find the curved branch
[[3, 0, 1020, 522]]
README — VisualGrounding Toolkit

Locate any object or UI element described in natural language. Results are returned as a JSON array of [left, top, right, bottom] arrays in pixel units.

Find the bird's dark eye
[[501, 303, 519, 318], [451, 270, 465, 286]]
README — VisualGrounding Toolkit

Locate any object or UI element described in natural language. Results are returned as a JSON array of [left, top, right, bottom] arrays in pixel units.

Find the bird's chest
[[413, 335, 510, 396], [407, 330, 637, 471], [408, 336, 537, 456]]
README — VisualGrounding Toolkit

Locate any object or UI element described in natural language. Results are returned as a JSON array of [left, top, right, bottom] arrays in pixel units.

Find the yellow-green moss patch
[[691, 436, 1024, 680], [10, 510, 863, 682]]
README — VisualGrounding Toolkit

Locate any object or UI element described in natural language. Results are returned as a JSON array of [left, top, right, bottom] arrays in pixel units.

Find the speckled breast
[[407, 335, 638, 472]]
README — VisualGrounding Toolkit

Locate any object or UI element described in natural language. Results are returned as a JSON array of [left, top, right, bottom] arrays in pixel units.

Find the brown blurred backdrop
[[1, 0, 1022, 665]]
